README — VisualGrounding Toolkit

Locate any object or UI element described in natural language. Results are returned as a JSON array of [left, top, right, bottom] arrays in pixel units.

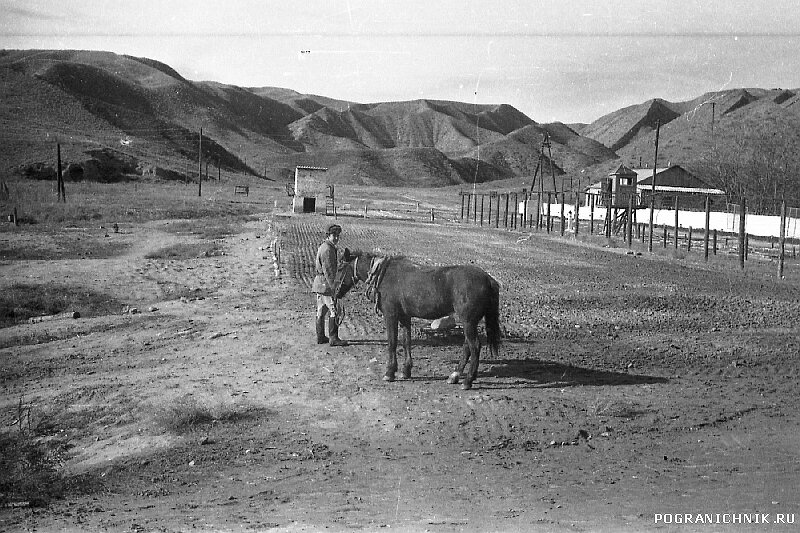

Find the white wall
[[520, 202, 800, 239]]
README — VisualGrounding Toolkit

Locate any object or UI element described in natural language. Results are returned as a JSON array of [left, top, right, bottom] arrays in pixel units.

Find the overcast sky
[[2, 0, 800, 123]]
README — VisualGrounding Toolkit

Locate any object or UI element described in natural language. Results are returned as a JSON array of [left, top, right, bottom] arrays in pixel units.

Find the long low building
[[585, 165, 726, 210]]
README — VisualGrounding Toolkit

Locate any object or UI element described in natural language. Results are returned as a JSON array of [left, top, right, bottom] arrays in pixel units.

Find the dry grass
[[150, 394, 246, 434], [0, 399, 68, 506], [0, 283, 123, 328], [0, 179, 268, 227]]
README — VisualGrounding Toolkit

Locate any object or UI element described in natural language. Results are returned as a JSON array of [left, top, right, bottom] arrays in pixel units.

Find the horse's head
[[334, 248, 362, 299]]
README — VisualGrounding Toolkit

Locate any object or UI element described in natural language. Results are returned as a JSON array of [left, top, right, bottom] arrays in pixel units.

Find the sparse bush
[[0, 399, 67, 506], [144, 243, 223, 260], [151, 394, 242, 434]]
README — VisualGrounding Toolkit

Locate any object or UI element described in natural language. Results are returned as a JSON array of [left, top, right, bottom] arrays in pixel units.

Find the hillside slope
[[0, 49, 617, 187]]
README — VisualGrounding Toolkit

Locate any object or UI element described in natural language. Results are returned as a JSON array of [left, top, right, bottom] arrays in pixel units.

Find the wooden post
[[648, 120, 661, 252], [522, 194, 528, 229], [687, 227, 693, 251], [663, 225, 667, 248], [738, 197, 746, 269], [496, 194, 500, 228], [704, 196, 711, 261], [590, 194, 595, 234], [627, 194, 634, 247], [487, 194, 492, 226], [713, 229, 717, 255], [473, 192, 478, 223], [574, 192, 580, 237], [673, 196, 679, 249], [466, 194, 472, 222], [198, 128, 203, 197], [546, 193, 552, 233], [605, 197, 612, 238], [460, 192, 465, 220], [560, 196, 565, 236], [535, 193, 542, 230], [480, 194, 485, 226], [504, 194, 509, 228], [779, 199, 786, 278], [56, 143, 65, 202], [512, 193, 518, 229], [431, 208, 435, 224]]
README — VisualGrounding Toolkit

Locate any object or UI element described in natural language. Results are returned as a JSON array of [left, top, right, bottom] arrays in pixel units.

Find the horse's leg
[[383, 313, 399, 382], [399, 314, 412, 379], [448, 339, 471, 385], [462, 322, 481, 390]]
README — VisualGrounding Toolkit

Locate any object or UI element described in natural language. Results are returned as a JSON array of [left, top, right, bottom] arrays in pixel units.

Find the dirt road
[[2, 211, 799, 532]]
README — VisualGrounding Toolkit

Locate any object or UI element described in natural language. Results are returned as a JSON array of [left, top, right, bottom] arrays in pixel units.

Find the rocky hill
[[0, 49, 615, 188], [4, 49, 800, 201]]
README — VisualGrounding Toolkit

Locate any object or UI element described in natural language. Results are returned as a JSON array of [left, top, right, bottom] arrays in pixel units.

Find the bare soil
[[2, 206, 800, 532]]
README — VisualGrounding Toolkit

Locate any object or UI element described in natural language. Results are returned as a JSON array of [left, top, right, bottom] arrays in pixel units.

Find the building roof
[[586, 165, 725, 195], [609, 164, 637, 177]]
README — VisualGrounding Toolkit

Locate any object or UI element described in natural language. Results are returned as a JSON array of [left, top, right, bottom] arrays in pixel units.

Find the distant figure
[[567, 210, 574, 230], [312, 224, 348, 346]]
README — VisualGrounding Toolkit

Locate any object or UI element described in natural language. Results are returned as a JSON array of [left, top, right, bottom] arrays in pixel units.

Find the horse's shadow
[[477, 358, 668, 388]]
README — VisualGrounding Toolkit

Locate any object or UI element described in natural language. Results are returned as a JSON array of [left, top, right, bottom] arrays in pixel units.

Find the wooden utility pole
[[56, 142, 66, 202], [648, 120, 660, 252], [198, 128, 203, 197]]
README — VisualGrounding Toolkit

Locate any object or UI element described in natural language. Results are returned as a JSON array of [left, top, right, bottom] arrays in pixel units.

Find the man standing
[[312, 224, 348, 346]]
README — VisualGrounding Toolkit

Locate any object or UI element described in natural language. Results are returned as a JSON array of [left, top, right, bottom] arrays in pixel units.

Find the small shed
[[291, 166, 330, 214]]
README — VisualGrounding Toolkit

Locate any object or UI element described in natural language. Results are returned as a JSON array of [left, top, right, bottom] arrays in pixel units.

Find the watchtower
[[600, 165, 639, 208]]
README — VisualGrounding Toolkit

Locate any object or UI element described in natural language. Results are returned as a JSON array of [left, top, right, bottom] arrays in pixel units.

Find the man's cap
[[327, 224, 342, 235]]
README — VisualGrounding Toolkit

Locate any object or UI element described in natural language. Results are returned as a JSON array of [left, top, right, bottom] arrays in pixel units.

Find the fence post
[[779, 199, 786, 278], [704, 196, 711, 261], [590, 194, 595, 234], [713, 230, 717, 255], [663, 225, 667, 248], [560, 196, 566, 236], [574, 192, 580, 237], [496, 193, 500, 228], [688, 227, 693, 251], [536, 193, 542, 230], [546, 193, 552, 233], [504, 194, 509, 228], [738, 197, 746, 269], [674, 196, 679, 250], [480, 194, 485, 226], [460, 192, 465, 220]]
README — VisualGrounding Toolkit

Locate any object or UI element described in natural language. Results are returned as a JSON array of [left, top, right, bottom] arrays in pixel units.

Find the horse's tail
[[484, 275, 502, 358]]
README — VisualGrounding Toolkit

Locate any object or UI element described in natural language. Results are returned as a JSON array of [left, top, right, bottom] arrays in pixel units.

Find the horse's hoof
[[461, 381, 473, 391], [447, 372, 460, 385], [399, 372, 411, 380], [383, 374, 395, 382]]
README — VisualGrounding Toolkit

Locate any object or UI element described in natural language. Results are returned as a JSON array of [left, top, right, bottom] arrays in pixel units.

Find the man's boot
[[328, 317, 348, 347], [316, 315, 329, 344]]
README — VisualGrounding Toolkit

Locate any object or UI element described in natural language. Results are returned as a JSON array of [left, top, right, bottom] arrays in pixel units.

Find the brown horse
[[335, 250, 501, 390]]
